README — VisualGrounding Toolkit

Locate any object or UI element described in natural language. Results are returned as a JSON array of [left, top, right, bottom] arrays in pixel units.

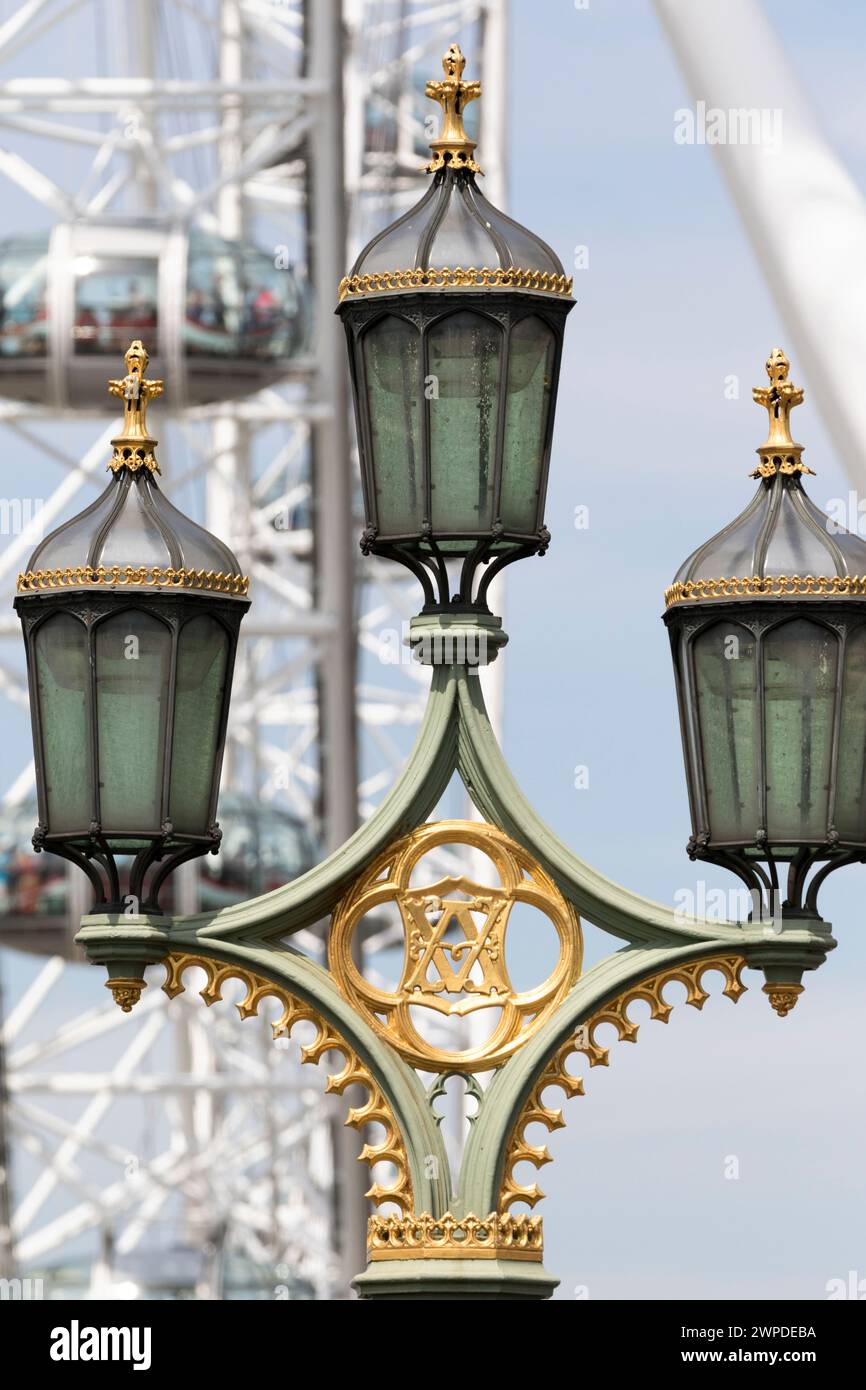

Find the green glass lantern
[[664, 349, 866, 917], [14, 340, 250, 913], [337, 45, 574, 613]]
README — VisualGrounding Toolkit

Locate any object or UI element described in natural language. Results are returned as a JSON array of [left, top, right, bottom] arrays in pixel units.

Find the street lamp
[[665, 349, 866, 928], [19, 52, 849, 1302], [337, 43, 574, 614], [14, 340, 249, 917]]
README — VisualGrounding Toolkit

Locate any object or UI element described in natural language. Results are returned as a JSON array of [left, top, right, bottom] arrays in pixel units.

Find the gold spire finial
[[107, 339, 164, 474], [424, 44, 483, 175], [750, 347, 814, 479]]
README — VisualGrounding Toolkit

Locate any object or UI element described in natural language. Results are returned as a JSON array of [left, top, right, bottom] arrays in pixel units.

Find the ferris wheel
[[0, 0, 507, 1298]]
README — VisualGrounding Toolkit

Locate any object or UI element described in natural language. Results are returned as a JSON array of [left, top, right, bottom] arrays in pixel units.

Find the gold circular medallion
[[329, 821, 582, 1071]]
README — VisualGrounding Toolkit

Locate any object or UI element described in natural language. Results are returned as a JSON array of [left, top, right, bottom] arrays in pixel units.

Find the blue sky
[[503, 0, 866, 1298]]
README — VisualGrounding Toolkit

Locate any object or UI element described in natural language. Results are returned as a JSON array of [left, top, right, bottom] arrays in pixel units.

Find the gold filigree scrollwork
[[367, 1211, 543, 1262], [16, 564, 249, 596], [329, 821, 582, 1072], [500, 955, 747, 1211], [664, 574, 866, 607], [162, 953, 413, 1213], [337, 265, 574, 301]]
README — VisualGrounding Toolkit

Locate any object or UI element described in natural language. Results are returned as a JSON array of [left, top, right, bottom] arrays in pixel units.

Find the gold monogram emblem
[[329, 821, 582, 1070]]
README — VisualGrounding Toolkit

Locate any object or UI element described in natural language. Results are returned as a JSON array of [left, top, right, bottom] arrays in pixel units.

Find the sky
[[3, 0, 866, 1301], [502, 0, 866, 1299]]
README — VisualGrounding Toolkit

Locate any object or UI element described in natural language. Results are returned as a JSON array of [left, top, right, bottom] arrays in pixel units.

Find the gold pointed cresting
[[425, 44, 483, 175], [750, 347, 814, 479], [108, 339, 164, 474]]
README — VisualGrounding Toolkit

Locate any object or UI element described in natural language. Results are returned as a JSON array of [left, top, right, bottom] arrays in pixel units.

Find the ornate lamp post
[[14, 340, 249, 981], [15, 53, 853, 1300]]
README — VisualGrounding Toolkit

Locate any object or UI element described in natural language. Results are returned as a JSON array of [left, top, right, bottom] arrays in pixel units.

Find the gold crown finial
[[424, 44, 483, 175], [107, 339, 164, 474], [750, 347, 814, 480]]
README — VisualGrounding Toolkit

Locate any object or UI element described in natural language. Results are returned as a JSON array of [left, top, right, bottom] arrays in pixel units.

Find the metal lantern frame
[[664, 349, 866, 920], [15, 585, 247, 915], [664, 597, 866, 916], [14, 338, 250, 914], [338, 288, 573, 612]]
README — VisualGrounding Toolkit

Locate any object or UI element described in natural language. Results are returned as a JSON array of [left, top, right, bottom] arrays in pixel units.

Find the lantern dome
[[339, 46, 571, 304], [17, 340, 247, 597], [664, 349, 866, 920], [667, 349, 866, 604]]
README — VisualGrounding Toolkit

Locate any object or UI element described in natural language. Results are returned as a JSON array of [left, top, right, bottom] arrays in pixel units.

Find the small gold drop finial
[[762, 982, 804, 1018], [108, 339, 164, 475], [105, 977, 147, 1013], [750, 347, 814, 480], [424, 44, 483, 176]]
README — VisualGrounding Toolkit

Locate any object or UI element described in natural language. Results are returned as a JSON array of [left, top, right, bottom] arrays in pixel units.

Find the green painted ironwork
[[76, 655, 835, 1300]]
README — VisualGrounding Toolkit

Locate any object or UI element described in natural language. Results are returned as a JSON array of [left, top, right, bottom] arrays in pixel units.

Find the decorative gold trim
[[337, 265, 574, 302], [763, 982, 804, 1017], [500, 955, 747, 1211], [162, 953, 413, 1213], [16, 564, 249, 596], [109, 449, 158, 475], [750, 455, 815, 480], [108, 340, 163, 474], [329, 820, 582, 1072], [664, 574, 866, 607], [424, 45, 483, 175], [106, 977, 147, 1013], [368, 1211, 543, 1262]]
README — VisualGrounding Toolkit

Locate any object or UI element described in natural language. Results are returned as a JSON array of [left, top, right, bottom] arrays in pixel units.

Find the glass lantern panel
[[764, 618, 838, 841], [693, 622, 759, 842], [95, 610, 172, 832], [428, 311, 502, 535], [362, 315, 423, 536], [834, 623, 866, 842], [169, 615, 230, 834], [34, 614, 90, 833], [500, 316, 556, 533]]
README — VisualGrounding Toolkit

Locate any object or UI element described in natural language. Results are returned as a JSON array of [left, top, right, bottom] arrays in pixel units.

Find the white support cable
[[653, 0, 866, 486]]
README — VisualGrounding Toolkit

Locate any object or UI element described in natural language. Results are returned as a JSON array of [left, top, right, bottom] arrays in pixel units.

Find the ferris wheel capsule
[[0, 219, 311, 410]]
